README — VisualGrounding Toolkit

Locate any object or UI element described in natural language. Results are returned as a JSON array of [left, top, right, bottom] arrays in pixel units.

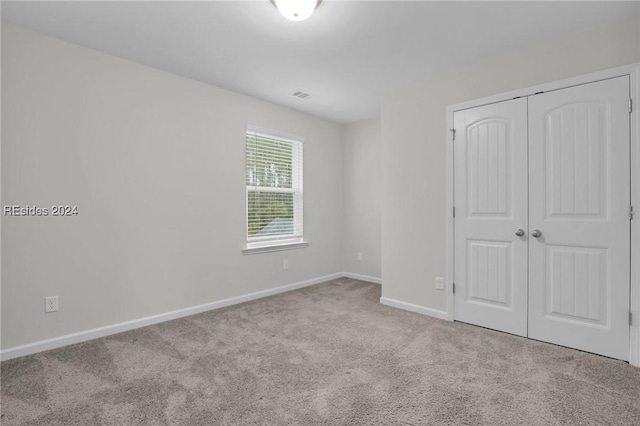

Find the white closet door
[[454, 98, 528, 336], [528, 77, 630, 360]]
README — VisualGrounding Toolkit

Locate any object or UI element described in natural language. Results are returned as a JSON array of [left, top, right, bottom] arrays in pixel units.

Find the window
[[244, 126, 306, 254]]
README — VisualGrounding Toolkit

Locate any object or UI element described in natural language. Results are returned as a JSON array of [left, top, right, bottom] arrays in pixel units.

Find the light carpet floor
[[2, 278, 640, 425]]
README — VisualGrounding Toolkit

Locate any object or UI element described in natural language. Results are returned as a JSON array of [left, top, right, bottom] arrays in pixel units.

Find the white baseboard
[[0, 272, 343, 361], [379, 297, 448, 321], [342, 272, 382, 285]]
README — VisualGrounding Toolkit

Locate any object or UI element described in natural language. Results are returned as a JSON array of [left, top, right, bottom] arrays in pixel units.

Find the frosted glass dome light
[[273, 0, 320, 21]]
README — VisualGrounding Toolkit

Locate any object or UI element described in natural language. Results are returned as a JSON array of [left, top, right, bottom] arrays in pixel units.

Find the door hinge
[[453, 206, 456, 218], [452, 282, 456, 294], [450, 128, 456, 141], [630, 311, 633, 326], [630, 99, 633, 114], [631, 205, 634, 220]]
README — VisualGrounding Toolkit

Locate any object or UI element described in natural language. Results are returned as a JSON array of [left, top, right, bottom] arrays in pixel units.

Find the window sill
[[242, 240, 309, 255]]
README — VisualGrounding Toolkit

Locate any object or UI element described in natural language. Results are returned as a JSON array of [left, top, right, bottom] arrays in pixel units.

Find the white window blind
[[246, 127, 303, 245]]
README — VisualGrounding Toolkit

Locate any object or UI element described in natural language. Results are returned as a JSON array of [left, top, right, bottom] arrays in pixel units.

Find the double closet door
[[453, 76, 631, 360]]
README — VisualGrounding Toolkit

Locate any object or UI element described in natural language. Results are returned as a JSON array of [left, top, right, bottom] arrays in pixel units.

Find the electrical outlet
[[435, 277, 444, 291], [357, 252, 363, 261], [283, 259, 289, 270], [45, 296, 59, 313]]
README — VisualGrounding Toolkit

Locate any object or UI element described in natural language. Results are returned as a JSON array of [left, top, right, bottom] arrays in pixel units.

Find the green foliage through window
[[246, 130, 302, 240]]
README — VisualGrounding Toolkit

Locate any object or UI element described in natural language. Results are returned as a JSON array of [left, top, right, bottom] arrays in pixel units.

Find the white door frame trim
[[445, 63, 640, 367]]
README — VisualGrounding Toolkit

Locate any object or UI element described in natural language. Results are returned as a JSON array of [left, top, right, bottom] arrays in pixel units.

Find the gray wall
[[6, 14, 637, 353], [381, 16, 640, 312], [342, 118, 381, 280], [1, 24, 345, 349]]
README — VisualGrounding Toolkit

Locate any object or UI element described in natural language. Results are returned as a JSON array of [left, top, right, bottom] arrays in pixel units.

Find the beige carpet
[[2, 278, 639, 425]]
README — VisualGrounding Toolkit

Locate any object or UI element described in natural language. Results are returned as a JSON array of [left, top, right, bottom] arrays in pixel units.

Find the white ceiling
[[2, 1, 639, 124]]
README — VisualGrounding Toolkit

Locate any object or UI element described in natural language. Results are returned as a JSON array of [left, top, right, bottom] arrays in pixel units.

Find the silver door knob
[[531, 229, 542, 238], [515, 229, 525, 237]]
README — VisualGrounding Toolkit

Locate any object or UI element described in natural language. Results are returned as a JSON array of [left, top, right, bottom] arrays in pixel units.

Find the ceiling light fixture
[[270, 0, 322, 22]]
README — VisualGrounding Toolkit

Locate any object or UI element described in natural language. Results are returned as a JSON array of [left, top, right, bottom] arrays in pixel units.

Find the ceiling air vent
[[292, 91, 312, 100]]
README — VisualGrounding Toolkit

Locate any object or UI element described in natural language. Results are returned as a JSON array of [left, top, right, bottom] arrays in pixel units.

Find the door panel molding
[[453, 98, 528, 337], [528, 76, 630, 360], [446, 63, 640, 366]]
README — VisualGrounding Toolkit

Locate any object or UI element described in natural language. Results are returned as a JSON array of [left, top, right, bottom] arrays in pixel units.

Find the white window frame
[[243, 125, 308, 255]]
